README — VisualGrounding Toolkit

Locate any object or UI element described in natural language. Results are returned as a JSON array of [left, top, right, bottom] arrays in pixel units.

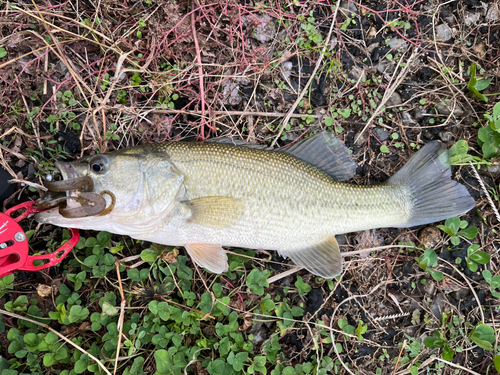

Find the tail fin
[[389, 141, 475, 228]]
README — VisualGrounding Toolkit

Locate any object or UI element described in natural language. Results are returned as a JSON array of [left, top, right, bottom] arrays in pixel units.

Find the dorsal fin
[[209, 132, 356, 181], [282, 132, 356, 181], [207, 138, 270, 150]]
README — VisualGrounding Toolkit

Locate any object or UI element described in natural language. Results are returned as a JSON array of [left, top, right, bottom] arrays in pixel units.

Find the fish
[[35, 132, 476, 278]]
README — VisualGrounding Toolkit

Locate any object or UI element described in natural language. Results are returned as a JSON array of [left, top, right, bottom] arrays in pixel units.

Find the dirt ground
[[0, 0, 499, 374]]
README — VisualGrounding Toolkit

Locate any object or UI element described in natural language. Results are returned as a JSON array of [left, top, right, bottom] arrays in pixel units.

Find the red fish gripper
[[0, 201, 79, 277]]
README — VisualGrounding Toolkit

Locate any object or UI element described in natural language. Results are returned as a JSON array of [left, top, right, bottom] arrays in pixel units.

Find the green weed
[[478, 102, 500, 159], [437, 217, 478, 246]]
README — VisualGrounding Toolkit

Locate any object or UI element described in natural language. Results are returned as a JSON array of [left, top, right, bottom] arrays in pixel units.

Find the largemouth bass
[[35, 132, 475, 278]]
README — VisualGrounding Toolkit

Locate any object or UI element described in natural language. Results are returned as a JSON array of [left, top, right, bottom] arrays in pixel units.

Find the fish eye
[[89, 156, 107, 174]]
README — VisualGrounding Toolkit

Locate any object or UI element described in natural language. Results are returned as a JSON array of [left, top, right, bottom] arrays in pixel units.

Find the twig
[[191, 2, 211, 139], [113, 262, 126, 375], [270, 0, 341, 147], [439, 258, 485, 323], [93, 50, 134, 152], [267, 267, 303, 284], [75, 106, 331, 119], [418, 356, 482, 375], [0, 144, 28, 161], [374, 312, 410, 321], [183, 348, 203, 375], [305, 321, 321, 374], [192, 262, 216, 320], [220, 276, 245, 312], [0, 308, 112, 375], [392, 340, 407, 375], [330, 281, 385, 375], [266, 245, 414, 283], [354, 49, 417, 144], [469, 161, 500, 223], [215, 296, 391, 349], [7, 179, 48, 191]]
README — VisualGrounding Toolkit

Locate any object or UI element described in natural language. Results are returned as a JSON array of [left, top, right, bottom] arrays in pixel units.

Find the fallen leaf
[[37, 284, 52, 298]]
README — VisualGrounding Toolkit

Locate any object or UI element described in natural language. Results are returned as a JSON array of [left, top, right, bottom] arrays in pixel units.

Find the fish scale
[[35, 132, 475, 278], [164, 142, 408, 241]]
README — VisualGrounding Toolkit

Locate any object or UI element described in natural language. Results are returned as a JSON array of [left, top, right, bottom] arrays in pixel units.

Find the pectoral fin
[[185, 243, 228, 274], [184, 196, 244, 228], [281, 236, 343, 278]]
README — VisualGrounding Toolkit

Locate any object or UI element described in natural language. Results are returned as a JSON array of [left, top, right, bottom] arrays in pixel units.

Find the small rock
[[340, 0, 358, 15], [374, 62, 386, 73], [401, 112, 417, 125], [222, 79, 241, 106], [15, 159, 25, 168], [354, 131, 368, 146], [439, 131, 454, 142], [387, 37, 408, 51], [430, 293, 448, 321], [367, 43, 380, 56], [441, 9, 454, 25], [419, 227, 441, 249], [451, 288, 471, 301], [435, 99, 464, 117], [422, 280, 436, 295], [366, 27, 377, 41], [435, 24, 452, 42], [202, 326, 215, 337], [329, 36, 338, 50], [281, 61, 293, 81], [373, 62, 395, 74], [349, 66, 366, 82], [483, 2, 499, 22], [386, 91, 402, 107], [413, 108, 427, 120], [263, 319, 275, 329], [474, 42, 486, 59], [372, 127, 389, 141], [27, 163, 36, 177], [464, 12, 480, 26], [251, 326, 269, 346], [487, 165, 500, 177]]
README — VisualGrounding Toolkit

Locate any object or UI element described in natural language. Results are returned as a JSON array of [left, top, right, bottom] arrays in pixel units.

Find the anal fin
[[281, 236, 343, 278], [185, 243, 228, 274]]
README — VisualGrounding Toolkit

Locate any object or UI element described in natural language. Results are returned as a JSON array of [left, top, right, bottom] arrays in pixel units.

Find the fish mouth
[[36, 163, 111, 218], [54, 161, 80, 211], [36, 162, 89, 210]]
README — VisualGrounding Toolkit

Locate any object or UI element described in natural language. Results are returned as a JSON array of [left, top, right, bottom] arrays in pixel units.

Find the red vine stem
[[190, 3, 210, 139]]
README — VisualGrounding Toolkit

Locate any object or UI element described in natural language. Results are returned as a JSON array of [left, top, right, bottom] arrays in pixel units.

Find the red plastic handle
[[17, 228, 79, 272], [5, 201, 48, 222], [0, 212, 29, 277], [0, 202, 79, 277]]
